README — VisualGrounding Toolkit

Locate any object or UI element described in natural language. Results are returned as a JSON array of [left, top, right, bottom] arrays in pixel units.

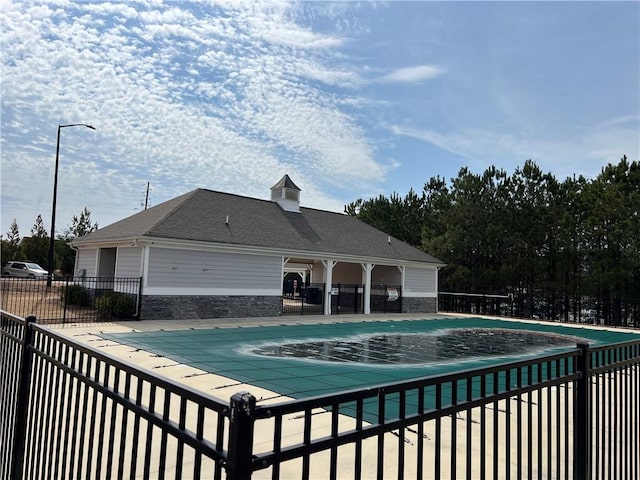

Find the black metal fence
[[439, 291, 640, 329], [439, 292, 514, 318], [370, 284, 402, 314], [1, 312, 229, 480], [282, 284, 402, 316], [330, 283, 362, 314], [231, 340, 639, 480], [282, 283, 325, 316], [0, 276, 141, 323], [2, 311, 639, 479]]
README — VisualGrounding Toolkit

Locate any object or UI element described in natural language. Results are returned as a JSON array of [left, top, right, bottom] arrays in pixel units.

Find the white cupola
[[270, 174, 301, 213]]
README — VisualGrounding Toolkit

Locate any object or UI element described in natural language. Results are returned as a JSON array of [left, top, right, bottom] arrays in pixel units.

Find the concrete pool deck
[[47, 313, 638, 479]]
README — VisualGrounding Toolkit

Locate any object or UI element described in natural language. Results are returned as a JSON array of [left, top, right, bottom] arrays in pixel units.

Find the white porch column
[[142, 244, 150, 289], [361, 263, 374, 315], [305, 264, 313, 284], [282, 257, 289, 281], [321, 260, 337, 315], [435, 266, 440, 312], [397, 265, 406, 295]]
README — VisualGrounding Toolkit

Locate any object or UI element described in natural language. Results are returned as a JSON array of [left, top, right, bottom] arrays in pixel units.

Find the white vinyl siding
[[404, 267, 437, 297], [75, 249, 97, 277], [116, 247, 142, 277], [146, 247, 281, 293]]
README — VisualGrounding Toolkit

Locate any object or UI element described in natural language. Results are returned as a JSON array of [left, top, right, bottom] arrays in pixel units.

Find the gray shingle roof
[[74, 189, 443, 265]]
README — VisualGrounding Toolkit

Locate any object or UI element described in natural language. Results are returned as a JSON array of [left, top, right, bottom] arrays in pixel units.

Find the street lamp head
[[59, 123, 96, 130]]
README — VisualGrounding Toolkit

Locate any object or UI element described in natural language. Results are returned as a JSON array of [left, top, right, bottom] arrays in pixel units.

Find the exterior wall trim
[[143, 287, 281, 296], [403, 292, 438, 298]]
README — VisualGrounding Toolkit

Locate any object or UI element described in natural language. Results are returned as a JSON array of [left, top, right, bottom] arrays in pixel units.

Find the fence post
[[63, 276, 69, 323], [226, 392, 257, 480], [136, 276, 143, 319], [574, 343, 591, 479], [10, 315, 36, 480]]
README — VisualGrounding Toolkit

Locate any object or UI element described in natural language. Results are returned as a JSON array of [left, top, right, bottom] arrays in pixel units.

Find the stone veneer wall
[[140, 295, 282, 320], [402, 297, 437, 314]]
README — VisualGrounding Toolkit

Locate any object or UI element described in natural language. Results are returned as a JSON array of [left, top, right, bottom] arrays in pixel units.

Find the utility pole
[[144, 182, 150, 210]]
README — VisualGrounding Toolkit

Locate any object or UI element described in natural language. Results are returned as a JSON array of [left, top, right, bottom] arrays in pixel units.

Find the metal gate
[[281, 283, 325, 315]]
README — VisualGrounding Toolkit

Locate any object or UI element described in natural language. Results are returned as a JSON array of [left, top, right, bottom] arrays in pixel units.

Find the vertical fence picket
[[354, 398, 363, 480]]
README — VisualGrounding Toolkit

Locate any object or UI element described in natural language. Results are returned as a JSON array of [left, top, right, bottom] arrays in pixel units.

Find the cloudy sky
[[1, 1, 639, 238]]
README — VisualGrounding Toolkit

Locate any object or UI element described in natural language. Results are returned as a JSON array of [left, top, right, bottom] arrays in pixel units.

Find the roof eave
[[71, 235, 146, 248]]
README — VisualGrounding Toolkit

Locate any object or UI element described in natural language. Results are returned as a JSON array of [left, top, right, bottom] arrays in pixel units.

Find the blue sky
[[1, 1, 639, 238]]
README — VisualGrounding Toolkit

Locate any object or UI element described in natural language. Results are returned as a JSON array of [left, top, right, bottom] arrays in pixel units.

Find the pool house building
[[71, 175, 444, 320]]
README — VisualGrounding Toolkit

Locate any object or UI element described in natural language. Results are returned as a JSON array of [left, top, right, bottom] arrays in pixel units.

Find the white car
[[1, 261, 49, 278]]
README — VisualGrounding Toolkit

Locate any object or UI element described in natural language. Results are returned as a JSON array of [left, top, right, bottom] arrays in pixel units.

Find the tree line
[[1, 207, 98, 276], [346, 156, 640, 326]]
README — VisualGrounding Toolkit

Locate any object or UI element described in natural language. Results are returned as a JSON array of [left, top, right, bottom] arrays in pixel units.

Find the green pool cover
[[100, 317, 638, 402]]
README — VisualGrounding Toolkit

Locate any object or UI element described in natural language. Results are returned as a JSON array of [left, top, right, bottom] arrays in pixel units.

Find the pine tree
[[30, 214, 47, 238], [1, 219, 22, 261], [7, 219, 20, 245], [62, 207, 98, 241], [21, 215, 49, 266]]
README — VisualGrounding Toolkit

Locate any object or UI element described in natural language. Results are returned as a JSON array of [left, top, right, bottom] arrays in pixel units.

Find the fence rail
[[0, 276, 141, 323], [2, 310, 639, 479]]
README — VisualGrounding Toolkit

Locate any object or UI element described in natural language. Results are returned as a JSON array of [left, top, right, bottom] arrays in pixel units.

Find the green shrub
[[60, 284, 92, 307], [96, 292, 135, 319]]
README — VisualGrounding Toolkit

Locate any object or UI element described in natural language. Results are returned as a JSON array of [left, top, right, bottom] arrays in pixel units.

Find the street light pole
[[47, 123, 96, 286]]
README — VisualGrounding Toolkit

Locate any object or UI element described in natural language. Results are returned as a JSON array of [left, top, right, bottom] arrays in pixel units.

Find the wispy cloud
[[389, 122, 639, 180], [593, 114, 639, 130], [379, 65, 446, 84], [388, 125, 521, 160]]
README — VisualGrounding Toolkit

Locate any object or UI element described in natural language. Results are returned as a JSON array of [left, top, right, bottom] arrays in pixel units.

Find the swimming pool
[[100, 317, 638, 402]]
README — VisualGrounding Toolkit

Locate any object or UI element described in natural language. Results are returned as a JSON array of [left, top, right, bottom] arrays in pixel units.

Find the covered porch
[[282, 257, 407, 316]]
